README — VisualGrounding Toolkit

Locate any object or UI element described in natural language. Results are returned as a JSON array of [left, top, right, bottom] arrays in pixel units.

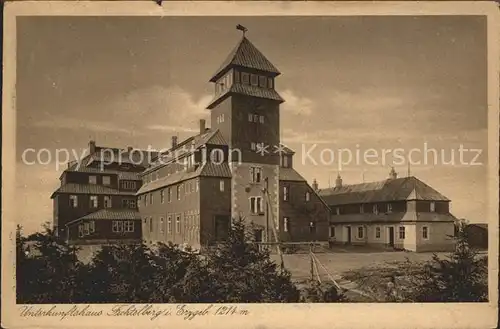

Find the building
[[464, 223, 488, 250], [137, 34, 330, 250], [51, 140, 157, 246], [318, 168, 457, 252]]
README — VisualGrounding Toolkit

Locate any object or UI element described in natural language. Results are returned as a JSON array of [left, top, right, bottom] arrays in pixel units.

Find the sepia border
[[2, 1, 499, 328]]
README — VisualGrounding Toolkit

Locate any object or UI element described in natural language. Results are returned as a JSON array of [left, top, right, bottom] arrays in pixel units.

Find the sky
[[15, 15, 488, 233]]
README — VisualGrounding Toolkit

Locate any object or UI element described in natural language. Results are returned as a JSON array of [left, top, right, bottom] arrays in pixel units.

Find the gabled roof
[[66, 209, 141, 226], [207, 83, 284, 109], [210, 36, 281, 83], [51, 183, 136, 198], [144, 129, 228, 175], [136, 162, 232, 195], [330, 211, 457, 224], [279, 167, 306, 182], [65, 157, 142, 181], [319, 176, 450, 206]]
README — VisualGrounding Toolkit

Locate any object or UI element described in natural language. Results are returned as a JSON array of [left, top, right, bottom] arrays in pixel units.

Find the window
[[167, 216, 172, 233], [220, 180, 225, 192], [259, 75, 267, 87], [399, 226, 405, 240], [250, 74, 258, 86], [160, 189, 165, 204], [283, 186, 289, 202], [112, 221, 124, 233], [160, 218, 165, 233], [335, 207, 340, 215], [329, 226, 335, 238], [373, 204, 378, 214], [234, 70, 240, 83], [124, 221, 134, 233], [250, 142, 256, 150], [242, 72, 250, 84], [283, 217, 290, 232], [121, 181, 137, 190], [250, 196, 263, 214], [102, 176, 111, 185], [90, 195, 98, 208], [149, 217, 153, 233], [375, 227, 381, 239], [196, 179, 199, 191], [104, 196, 112, 208], [268, 77, 274, 89], [69, 195, 78, 208], [83, 222, 89, 235], [430, 202, 436, 212], [212, 149, 223, 163], [282, 156, 289, 167], [176, 216, 181, 233], [90, 221, 95, 233], [259, 115, 265, 124], [250, 166, 262, 183], [167, 188, 172, 202], [78, 225, 83, 237], [387, 203, 393, 213], [357, 226, 364, 239], [305, 191, 310, 202], [177, 185, 181, 200], [248, 113, 253, 122], [149, 193, 153, 205], [122, 199, 136, 209], [89, 176, 97, 184], [143, 195, 147, 207], [422, 226, 429, 239], [220, 114, 225, 123], [253, 114, 259, 122]]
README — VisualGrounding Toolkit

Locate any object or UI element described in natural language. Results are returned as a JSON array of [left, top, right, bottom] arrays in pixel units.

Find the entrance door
[[388, 227, 395, 247], [346, 226, 352, 244]]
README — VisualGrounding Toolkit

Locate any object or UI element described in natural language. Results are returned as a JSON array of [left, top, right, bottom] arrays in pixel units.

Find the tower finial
[[236, 24, 248, 36]]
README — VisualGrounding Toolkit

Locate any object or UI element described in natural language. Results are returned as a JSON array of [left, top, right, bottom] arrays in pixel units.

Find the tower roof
[[209, 36, 281, 82]]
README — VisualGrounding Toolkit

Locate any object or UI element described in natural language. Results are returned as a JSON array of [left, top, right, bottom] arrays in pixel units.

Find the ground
[[271, 246, 449, 282]]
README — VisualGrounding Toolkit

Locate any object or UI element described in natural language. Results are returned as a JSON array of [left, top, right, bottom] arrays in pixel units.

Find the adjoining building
[[317, 168, 457, 252], [51, 140, 157, 246], [137, 34, 331, 250]]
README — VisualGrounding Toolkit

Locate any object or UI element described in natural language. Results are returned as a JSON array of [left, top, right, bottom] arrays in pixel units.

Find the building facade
[[137, 35, 330, 250], [51, 141, 156, 246], [318, 169, 457, 252]]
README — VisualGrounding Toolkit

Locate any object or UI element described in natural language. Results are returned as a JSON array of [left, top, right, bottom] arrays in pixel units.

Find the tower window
[[234, 70, 240, 83], [250, 142, 256, 150], [242, 72, 250, 85], [248, 113, 253, 122], [305, 191, 310, 202], [250, 74, 258, 86], [259, 76, 267, 87], [430, 202, 436, 212], [253, 114, 259, 122], [268, 78, 274, 89], [250, 166, 262, 183], [250, 196, 263, 214]]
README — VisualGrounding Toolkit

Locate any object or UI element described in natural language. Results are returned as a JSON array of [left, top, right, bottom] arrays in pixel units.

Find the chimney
[[171, 136, 178, 149], [89, 140, 96, 154], [312, 178, 319, 192], [389, 167, 398, 180], [335, 173, 343, 188], [199, 119, 206, 134]]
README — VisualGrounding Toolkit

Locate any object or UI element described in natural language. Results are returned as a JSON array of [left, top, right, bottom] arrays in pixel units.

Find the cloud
[[280, 89, 315, 116], [31, 85, 213, 136]]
